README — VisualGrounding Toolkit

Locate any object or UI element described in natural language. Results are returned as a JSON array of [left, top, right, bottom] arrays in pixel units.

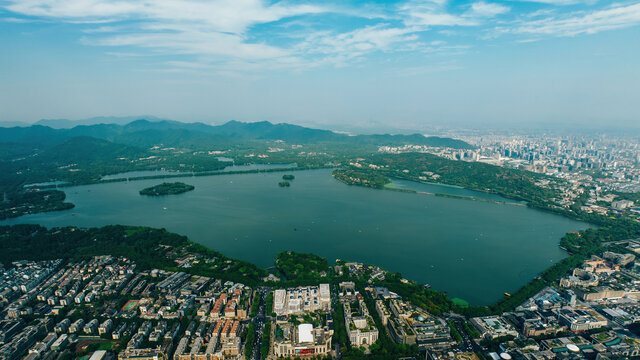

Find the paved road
[[450, 318, 483, 354], [249, 288, 269, 360]]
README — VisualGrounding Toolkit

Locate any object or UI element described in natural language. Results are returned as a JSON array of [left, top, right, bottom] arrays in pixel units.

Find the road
[[449, 317, 483, 354], [248, 288, 269, 360]]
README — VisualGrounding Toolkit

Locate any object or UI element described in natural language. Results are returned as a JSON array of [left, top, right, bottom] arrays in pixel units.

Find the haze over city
[[1, 0, 639, 131]]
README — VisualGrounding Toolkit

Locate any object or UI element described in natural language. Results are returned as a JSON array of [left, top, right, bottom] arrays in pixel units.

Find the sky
[[1, 0, 639, 132]]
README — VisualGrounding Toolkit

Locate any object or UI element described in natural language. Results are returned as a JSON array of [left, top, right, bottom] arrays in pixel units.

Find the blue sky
[[1, 0, 639, 131]]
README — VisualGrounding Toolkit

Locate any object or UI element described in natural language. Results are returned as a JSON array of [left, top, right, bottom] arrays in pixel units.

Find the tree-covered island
[[332, 168, 391, 189], [139, 182, 195, 196]]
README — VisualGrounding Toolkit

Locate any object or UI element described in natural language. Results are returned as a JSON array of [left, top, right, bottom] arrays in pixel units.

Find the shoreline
[[6, 167, 587, 308]]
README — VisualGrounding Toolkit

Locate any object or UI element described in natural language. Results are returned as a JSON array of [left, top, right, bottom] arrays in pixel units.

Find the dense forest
[[275, 251, 330, 284], [0, 189, 74, 220], [0, 224, 268, 284], [332, 169, 391, 189], [353, 153, 560, 207], [0, 224, 185, 269]]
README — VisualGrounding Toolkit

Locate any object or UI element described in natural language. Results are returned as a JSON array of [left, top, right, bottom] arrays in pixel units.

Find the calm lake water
[[2, 169, 588, 305], [101, 163, 297, 180]]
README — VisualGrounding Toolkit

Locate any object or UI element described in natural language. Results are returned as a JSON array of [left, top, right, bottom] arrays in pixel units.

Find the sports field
[[122, 300, 139, 311]]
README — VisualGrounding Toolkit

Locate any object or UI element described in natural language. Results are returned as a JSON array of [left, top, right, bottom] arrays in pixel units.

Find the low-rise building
[[119, 348, 164, 360], [556, 307, 608, 331], [273, 284, 331, 316], [470, 316, 519, 340], [344, 299, 378, 347], [273, 323, 333, 358]]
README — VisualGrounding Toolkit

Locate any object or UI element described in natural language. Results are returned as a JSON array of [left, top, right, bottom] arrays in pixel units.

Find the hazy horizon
[[1, 0, 639, 131], [4, 115, 640, 137]]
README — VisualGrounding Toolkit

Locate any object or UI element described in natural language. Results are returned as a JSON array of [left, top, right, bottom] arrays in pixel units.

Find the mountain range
[[0, 118, 473, 150], [34, 115, 169, 129]]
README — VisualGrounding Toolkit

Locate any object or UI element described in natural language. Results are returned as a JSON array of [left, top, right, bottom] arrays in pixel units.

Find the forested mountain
[[0, 119, 473, 150], [34, 115, 168, 128]]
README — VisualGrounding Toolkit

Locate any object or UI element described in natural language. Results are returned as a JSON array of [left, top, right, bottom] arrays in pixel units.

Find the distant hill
[[0, 125, 68, 148], [0, 121, 30, 128], [0, 119, 474, 150], [35, 115, 170, 129], [0, 136, 146, 190]]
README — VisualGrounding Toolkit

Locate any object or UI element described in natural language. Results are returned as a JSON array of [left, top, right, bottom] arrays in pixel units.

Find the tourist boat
[[504, 293, 511, 297]]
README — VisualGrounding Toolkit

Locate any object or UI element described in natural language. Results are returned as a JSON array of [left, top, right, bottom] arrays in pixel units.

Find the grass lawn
[[451, 298, 469, 307]]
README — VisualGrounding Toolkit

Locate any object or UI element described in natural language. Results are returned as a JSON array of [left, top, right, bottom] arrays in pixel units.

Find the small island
[[139, 182, 195, 196], [278, 181, 291, 187], [332, 169, 391, 189], [282, 174, 295, 180]]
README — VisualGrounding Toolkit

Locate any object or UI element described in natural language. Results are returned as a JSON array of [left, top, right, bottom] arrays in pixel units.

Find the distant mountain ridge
[[0, 118, 474, 150], [0, 121, 30, 128], [35, 115, 170, 129]]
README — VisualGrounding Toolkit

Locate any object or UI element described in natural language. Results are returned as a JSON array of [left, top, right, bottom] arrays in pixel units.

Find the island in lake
[[139, 182, 195, 196]]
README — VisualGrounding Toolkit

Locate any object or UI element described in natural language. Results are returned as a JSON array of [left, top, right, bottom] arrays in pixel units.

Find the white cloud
[[6, 0, 636, 73], [523, 8, 557, 18], [5, 0, 326, 34], [507, 0, 587, 5], [5, 0, 142, 18], [0, 0, 502, 72], [82, 25, 120, 33], [4, 0, 330, 69], [86, 31, 289, 59], [514, 2, 640, 36], [1, 16, 33, 23], [400, 1, 478, 27], [469, 2, 510, 17], [294, 25, 421, 66]]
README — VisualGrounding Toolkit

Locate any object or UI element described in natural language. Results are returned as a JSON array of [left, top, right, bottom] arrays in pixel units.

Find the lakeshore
[[0, 168, 587, 305]]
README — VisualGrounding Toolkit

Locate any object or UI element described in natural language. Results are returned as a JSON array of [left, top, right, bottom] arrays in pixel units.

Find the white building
[[273, 323, 333, 358], [273, 285, 331, 316]]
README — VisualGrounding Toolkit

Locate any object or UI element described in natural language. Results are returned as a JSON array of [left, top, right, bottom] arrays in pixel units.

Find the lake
[[1, 169, 588, 305], [100, 162, 297, 180]]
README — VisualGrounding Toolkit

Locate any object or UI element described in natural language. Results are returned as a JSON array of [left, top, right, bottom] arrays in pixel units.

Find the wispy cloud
[[82, 25, 120, 33], [84, 30, 290, 60], [5, 0, 327, 33], [3, 0, 640, 74], [506, 0, 590, 5], [400, 1, 478, 27], [468, 2, 511, 18], [296, 24, 420, 67], [4, 0, 330, 70], [512, 2, 640, 36], [1, 16, 33, 23]]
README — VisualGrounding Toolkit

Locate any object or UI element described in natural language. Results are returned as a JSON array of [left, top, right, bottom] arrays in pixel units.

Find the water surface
[[2, 169, 588, 305], [101, 163, 297, 180]]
